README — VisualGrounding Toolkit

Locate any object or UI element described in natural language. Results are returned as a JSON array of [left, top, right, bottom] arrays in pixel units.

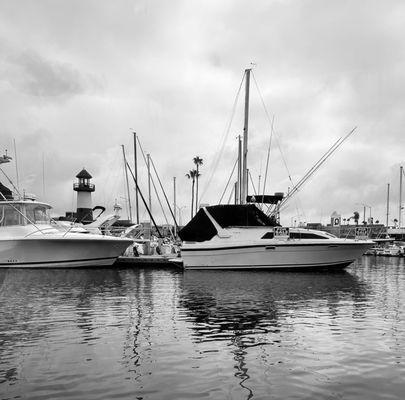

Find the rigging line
[[121, 148, 130, 219], [199, 71, 246, 202], [275, 127, 357, 214], [252, 71, 295, 190], [248, 170, 258, 195], [126, 161, 163, 238], [278, 136, 344, 207], [251, 72, 275, 197], [103, 147, 121, 207], [13, 139, 20, 193], [290, 127, 355, 196], [150, 156, 179, 232], [122, 145, 133, 221], [137, 136, 170, 231], [219, 157, 238, 204], [275, 137, 343, 214], [0, 167, 21, 198], [136, 138, 170, 228], [227, 181, 235, 205], [0, 190, 44, 234], [262, 114, 275, 201]]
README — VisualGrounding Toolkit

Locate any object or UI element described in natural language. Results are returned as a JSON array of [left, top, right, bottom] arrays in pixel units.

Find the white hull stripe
[[181, 243, 366, 252], [184, 259, 355, 269], [0, 256, 116, 267]]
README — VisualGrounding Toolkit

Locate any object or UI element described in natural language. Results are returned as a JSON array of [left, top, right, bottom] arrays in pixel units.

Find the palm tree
[[186, 169, 198, 219], [193, 156, 203, 213]]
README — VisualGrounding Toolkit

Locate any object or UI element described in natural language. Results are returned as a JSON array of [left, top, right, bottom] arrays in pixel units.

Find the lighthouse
[[73, 168, 95, 224]]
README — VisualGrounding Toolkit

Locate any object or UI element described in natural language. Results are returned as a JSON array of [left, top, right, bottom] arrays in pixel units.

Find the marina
[[1, 1, 405, 398]]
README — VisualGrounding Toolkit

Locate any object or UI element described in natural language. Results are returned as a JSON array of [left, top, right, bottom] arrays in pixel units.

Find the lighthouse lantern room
[[73, 168, 95, 224]]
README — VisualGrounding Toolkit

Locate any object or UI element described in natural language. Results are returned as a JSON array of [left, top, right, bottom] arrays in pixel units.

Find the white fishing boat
[[0, 155, 132, 268], [179, 69, 373, 269], [0, 197, 133, 268], [179, 204, 373, 269]]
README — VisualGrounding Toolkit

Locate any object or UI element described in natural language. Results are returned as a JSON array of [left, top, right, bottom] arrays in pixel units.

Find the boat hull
[[0, 236, 133, 268], [181, 241, 372, 270]]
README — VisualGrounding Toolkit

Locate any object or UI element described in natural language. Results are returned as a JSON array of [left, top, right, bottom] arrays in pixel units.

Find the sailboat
[[179, 69, 373, 270]]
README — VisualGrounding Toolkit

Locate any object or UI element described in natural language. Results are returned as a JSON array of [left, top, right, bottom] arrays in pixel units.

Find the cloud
[[5, 50, 93, 99], [0, 0, 405, 226]]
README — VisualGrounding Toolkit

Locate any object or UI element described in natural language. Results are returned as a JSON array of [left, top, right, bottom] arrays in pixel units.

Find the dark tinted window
[[261, 232, 274, 239], [290, 232, 328, 239]]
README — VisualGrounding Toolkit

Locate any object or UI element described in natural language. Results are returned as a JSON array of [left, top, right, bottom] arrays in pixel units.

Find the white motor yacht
[[0, 196, 133, 269], [179, 205, 374, 270]]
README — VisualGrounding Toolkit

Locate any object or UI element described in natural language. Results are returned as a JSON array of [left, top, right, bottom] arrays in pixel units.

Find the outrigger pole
[[273, 127, 358, 216]]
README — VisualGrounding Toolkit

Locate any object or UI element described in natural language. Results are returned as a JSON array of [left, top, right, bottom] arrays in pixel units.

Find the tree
[[353, 211, 360, 225], [186, 169, 198, 219], [193, 156, 203, 213]]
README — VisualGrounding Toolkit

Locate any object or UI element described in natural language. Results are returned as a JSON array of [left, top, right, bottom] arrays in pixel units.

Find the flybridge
[[246, 193, 284, 205]]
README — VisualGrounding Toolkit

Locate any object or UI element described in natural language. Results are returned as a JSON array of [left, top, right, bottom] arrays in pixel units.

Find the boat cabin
[[179, 204, 279, 242], [0, 201, 51, 227]]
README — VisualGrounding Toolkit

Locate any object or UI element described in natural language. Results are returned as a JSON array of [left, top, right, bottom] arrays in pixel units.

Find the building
[[73, 168, 95, 224]]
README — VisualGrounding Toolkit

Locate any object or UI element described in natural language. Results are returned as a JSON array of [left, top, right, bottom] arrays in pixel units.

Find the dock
[[115, 255, 183, 268]]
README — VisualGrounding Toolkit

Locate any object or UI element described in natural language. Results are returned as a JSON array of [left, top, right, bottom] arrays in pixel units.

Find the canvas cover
[[179, 204, 279, 242], [0, 182, 13, 200]]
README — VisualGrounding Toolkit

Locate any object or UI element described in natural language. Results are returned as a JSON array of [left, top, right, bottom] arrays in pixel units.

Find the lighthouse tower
[[73, 168, 95, 224]]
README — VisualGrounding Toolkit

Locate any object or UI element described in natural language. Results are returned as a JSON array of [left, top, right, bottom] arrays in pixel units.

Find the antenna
[[13, 139, 20, 192]]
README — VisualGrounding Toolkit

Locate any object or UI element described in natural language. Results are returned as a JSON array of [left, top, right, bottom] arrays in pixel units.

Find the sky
[[1, 0, 405, 227]]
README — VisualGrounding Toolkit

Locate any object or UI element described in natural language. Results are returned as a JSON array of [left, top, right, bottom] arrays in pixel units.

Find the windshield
[[25, 204, 51, 224], [0, 204, 24, 226]]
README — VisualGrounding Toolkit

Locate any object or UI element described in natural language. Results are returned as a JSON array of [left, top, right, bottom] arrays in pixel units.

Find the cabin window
[[0, 205, 24, 226], [289, 232, 328, 239], [25, 204, 51, 224], [261, 232, 274, 239]]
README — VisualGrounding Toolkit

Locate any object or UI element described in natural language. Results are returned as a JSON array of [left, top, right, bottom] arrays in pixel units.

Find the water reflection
[[179, 269, 370, 397], [2, 264, 403, 400], [180, 270, 369, 343]]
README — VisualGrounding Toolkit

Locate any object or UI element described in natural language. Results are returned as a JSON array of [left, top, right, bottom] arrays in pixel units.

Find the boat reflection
[[180, 270, 369, 342], [179, 269, 369, 397]]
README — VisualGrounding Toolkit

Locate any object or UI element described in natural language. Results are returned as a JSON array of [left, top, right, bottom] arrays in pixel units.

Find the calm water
[[1, 257, 404, 400]]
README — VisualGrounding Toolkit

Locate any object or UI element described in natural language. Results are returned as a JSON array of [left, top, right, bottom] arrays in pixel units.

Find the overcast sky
[[1, 0, 405, 226]]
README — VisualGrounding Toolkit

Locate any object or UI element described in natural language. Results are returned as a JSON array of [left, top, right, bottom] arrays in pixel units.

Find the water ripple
[[0, 261, 404, 399]]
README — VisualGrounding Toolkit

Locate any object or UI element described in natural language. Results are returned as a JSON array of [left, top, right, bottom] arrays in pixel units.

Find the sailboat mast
[[147, 153, 152, 238], [399, 166, 403, 228], [237, 135, 242, 204], [241, 68, 251, 205], [133, 132, 140, 224], [386, 183, 390, 227], [121, 145, 133, 222]]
